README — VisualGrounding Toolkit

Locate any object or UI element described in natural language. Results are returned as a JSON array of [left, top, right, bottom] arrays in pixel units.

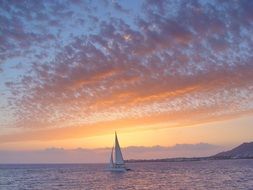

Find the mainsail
[[114, 132, 124, 165]]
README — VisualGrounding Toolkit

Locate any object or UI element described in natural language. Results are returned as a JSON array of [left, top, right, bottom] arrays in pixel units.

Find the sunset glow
[[0, 0, 253, 158]]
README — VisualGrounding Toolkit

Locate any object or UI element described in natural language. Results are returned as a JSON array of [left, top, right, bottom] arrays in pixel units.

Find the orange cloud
[[1, 0, 253, 150]]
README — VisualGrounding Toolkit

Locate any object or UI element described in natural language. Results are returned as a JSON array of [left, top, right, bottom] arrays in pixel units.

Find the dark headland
[[126, 142, 253, 163]]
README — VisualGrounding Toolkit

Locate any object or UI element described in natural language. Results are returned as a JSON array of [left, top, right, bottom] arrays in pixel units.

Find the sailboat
[[106, 132, 129, 172]]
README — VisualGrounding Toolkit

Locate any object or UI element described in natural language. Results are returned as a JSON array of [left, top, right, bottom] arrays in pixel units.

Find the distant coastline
[[126, 142, 253, 163], [126, 156, 253, 163]]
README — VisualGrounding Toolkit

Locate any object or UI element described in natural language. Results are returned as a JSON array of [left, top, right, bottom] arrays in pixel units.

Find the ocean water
[[0, 159, 253, 190]]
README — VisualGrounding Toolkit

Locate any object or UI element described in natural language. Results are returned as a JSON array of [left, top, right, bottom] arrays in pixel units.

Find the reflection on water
[[0, 159, 253, 190]]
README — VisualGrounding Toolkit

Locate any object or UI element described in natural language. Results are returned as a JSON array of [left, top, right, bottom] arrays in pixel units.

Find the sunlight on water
[[0, 160, 253, 190]]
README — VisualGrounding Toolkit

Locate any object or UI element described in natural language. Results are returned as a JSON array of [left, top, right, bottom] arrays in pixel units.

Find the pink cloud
[[1, 0, 253, 132]]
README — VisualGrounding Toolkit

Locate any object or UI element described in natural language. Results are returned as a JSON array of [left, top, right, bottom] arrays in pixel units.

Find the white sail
[[109, 147, 114, 168], [106, 132, 128, 172], [114, 132, 124, 165]]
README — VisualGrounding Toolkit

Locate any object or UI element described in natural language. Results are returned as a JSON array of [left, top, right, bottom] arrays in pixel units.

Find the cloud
[[1, 0, 253, 138], [112, 2, 129, 14], [0, 143, 227, 163]]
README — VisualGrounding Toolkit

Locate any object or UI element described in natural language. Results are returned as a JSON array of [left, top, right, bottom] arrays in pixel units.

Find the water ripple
[[0, 160, 253, 190]]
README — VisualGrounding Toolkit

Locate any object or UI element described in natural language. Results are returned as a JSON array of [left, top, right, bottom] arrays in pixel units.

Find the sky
[[0, 0, 253, 161]]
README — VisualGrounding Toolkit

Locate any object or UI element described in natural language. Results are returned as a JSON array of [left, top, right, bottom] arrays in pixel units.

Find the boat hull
[[105, 167, 127, 172]]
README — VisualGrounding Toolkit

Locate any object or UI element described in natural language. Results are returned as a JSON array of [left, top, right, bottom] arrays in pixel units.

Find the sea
[[0, 159, 253, 190]]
